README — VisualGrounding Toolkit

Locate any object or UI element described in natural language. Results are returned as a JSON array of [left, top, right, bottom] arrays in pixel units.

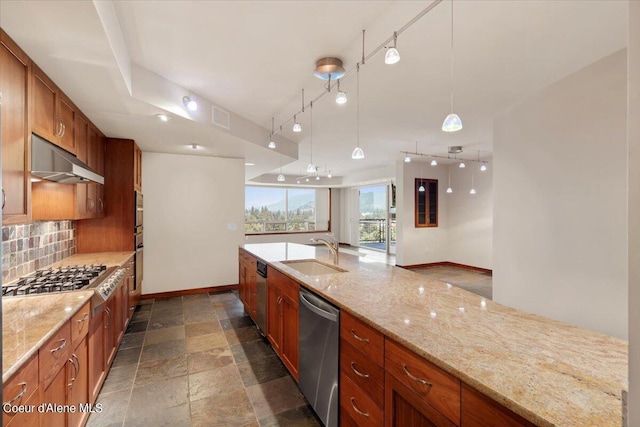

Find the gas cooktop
[[1, 265, 107, 296]]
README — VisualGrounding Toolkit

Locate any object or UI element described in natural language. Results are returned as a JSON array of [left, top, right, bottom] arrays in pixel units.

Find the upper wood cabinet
[[0, 29, 31, 225], [31, 64, 76, 155], [134, 143, 142, 191]]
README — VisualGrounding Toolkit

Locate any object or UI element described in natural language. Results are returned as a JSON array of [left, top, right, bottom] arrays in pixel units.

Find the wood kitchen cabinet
[[2, 353, 39, 427], [125, 255, 138, 322], [88, 304, 106, 403], [133, 143, 142, 191], [266, 266, 299, 380], [461, 383, 535, 427], [104, 297, 118, 368], [0, 29, 31, 225], [238, 249, 257, 320]]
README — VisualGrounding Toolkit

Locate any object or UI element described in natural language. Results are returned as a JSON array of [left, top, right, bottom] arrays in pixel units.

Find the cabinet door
[[461, 384, 535, 427], [134, 143, 142, 190], [89, 307, 106, 403], [41, 367, 67, 427], [385, 373, 457, 427], [57, 92, 76, 154], [281, 292, 299, 381], [0, 30, 31, 224], [31, 65, 58, 143], [75, 113, 88, 163], [68, 337, 89, 427], [266, 282, 282, 355], [104, 298, 117, 367]]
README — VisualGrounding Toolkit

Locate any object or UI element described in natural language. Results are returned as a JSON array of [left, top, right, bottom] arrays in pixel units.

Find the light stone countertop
[[242, 242, 628, 427], [2, 251, 134, 383], [2, 291, 93, 383]]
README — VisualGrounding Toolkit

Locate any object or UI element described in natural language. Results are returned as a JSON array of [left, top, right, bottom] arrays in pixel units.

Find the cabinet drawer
[[340, 339, 384, 408], [4, 388, 39, 427], [340, 372, 383, 427], [385, 339, 460, 425], [341, 311, 384, 366], [39, 322, 71, 390], [2, 353, 38, 427], [71, 301, 91, 345]]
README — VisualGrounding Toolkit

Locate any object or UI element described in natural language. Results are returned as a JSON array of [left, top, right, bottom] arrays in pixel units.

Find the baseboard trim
[[400, 261, 492, 276], [141, 284, 238, 300]]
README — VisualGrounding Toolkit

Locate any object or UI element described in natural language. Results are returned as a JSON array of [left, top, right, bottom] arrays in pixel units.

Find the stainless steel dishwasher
[[299, 288, 340, 427], [255, 260, 268, 336]]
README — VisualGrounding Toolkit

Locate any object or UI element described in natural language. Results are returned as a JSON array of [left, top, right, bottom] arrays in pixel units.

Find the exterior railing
[[245, 221, 316, 233]]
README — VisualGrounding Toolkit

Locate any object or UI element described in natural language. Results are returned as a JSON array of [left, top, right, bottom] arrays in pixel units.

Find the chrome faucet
[[310, 235, 339, 265]]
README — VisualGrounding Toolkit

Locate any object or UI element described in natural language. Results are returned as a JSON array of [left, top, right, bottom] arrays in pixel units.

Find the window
[[245, 186, 330, 234], [415, 178, 438, 227]]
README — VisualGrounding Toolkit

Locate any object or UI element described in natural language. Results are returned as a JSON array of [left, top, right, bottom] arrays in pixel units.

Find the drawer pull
[[402, 364, 433, 387], [350, 329, 369, 343], [67, 356, 78, 388], [350, 362, 370, 379], [4, 382, 27, 405], [350, 397, 369, 418], [76, 313, 89, 323], [50, 339, 67, 353]]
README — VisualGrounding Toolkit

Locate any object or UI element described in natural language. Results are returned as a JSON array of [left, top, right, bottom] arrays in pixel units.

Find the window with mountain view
[[244, 186, 330, 234]]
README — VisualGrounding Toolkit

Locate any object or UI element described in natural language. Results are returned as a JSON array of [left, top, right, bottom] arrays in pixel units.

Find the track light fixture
[[156, 114, 170, 122], [268, 117, 276, 149], [307, 102, 316, 173], [481, 162, 487, 172], [336, 80, 347, 104], [351, 63, 364, 160], [430, 159, 438, 166], [293, 114, 302, 133], [404, 155, 411, 163], [385, 32, 400, 65], [183, 96, 197, 112], [442, 0, 462, 132], [446, 168, 453, 193], [459, 161, 466, 168], [470, 168, 476, 194]]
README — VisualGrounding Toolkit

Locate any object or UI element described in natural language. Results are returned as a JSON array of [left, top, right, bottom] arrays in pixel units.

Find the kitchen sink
[[281, 260, 347, 276]]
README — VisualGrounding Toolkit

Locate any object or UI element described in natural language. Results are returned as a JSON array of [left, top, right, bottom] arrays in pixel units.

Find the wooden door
[[31, 64, 58, 143], [57, 92, 76, 154], [68, 337, 89, 427], [89, 306, 106, 402], [266, 283, 282, 354], [281, 292, 299, 381], [385, 373, 457, 427], [75, 113, 89, 163], [134, 143, 142, 190], [0, 29, 31, 224], [40, 367, 67, 427]]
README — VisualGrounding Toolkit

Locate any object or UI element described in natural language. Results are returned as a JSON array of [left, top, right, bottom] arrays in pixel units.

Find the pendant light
[[418, 155, 425, 192], [404, 155, 411, 163], [430, 159, 438, 166], [336, 80, 347, 104], [385, 32, 400, 65], [268, 117, 276, 149], [470, 168, 476, 194], [481, 162, 487, 172], [442, 0, 462, 132], [293, 89, 304, 132], [446, 167, 453, 193], [351, 63, 365, 160], [306, 101, 316, 173], [459, 161, 465, 168], [277, 154, 285, 182]]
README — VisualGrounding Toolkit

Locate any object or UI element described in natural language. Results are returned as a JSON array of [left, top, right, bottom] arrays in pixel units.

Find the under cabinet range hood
[[31, 133, 104, 184]]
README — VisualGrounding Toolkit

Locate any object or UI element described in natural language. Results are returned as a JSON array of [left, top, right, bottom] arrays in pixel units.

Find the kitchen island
[[242, 242, 627, 427]]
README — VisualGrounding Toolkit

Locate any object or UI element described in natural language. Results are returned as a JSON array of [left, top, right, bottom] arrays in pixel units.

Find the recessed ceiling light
[[156, 114, 170, 122], [245, 162, 255, 166]]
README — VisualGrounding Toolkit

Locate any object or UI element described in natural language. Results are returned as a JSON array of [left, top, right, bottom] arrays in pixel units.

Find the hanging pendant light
[[268, 117, 276, 149], [306, 101, 316, 173], [385, 32, 400, 65], [442, 0, 462, 132], [418, 152, 425, 192], [336, 80, 347, 104], [277, 154, 285, 182], [446, 167, 453, 193], [404, 155, 411, 163], [351, 63, 365, 160], [293, 114, 302, 133], [459, 161, 465, 168], [419, 182, 425, 192], [470, 168, 476, 194], [481, 162, 487, 172], [431, 159, 438, 166]]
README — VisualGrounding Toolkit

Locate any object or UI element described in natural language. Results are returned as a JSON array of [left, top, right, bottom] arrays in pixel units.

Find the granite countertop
[[47, 251, 134, 269], [242, 242, 628, 427], [2, 291, 93, 383]]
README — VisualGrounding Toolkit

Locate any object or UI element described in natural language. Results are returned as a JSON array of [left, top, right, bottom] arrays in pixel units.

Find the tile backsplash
[[2, 221, 76, 283]]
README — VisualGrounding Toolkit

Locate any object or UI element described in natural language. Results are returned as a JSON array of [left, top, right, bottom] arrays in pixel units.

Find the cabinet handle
[[105, 307, 111, 327], [76, 313, 89, 331], [50, 339, 66, 353], [129, 306, 136, 311], [402, 364, 433, 387], [350, 362, 370, 379], [2, 188, 5, 209], [59, 120, 66, 138], [350, 397, 369, 418], [98, 198, 104, 213], [350, 329, 369, 343], [4, 382, 27, 405], [67, 356, 78, 388]]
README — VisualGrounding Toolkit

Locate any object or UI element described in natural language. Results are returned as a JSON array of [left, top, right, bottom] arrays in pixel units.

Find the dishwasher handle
[[300, 292, 338, 322]]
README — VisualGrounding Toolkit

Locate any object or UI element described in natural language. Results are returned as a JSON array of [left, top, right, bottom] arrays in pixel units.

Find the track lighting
[[156, 114, 170, 122], [404, 155, 411, 163], [335, 80, 347, 105], [183, 96, 197, 112], [268, 140, 276, 149], [442, 0, 462, 132], [447, 168, 453, 193], [297, 180, 301, 184], [459, 161, 466, 168], [385, 32, 400, 65], [419, 182, 425, 192], [305, 178, 309, 182], [316, 176, 320, 181], [351, 63, 364, 160], [481, 162, 487, 171], [327, 171, 332, 178], [470, 188, 476, 195], [268, 117, 276, 149], [293, 114, 302, 133], [277, 174, 285, 182], [430, 159, 438, 166], [447, 187, 453, 194], [470, 169, 476, 194], [307, 101, 316, 172]]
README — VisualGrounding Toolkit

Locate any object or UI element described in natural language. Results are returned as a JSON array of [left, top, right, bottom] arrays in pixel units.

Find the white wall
[[493, 50, 628, 338], [628, 0, 640, 421], [396, 160, 449, 266], [142, 152, 245, 294], [244, 188, 341, 245], [446, 161, 493, 269]]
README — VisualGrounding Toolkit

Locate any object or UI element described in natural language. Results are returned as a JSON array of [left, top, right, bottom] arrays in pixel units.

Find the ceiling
[[0, 0, 628, 186]]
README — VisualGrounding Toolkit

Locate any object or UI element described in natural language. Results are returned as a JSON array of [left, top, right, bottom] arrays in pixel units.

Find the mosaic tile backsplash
[[2, 221, 76, 283]]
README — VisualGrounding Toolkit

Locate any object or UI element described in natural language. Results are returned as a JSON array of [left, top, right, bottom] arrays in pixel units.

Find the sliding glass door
[[358, 185, 390, 253]]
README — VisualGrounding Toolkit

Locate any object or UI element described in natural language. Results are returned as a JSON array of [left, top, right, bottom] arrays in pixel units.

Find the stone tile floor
[[87, 292, 321, 427], [409, 265, 493, 299]]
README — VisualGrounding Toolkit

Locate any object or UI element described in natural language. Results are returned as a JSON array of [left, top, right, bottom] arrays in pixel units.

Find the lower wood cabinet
[[266, 266, 299, 381], [238, 249, 257, 321], [88, 305, 106, 404], [461, 383, 536, 427], [2, 353, 39, 427]]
